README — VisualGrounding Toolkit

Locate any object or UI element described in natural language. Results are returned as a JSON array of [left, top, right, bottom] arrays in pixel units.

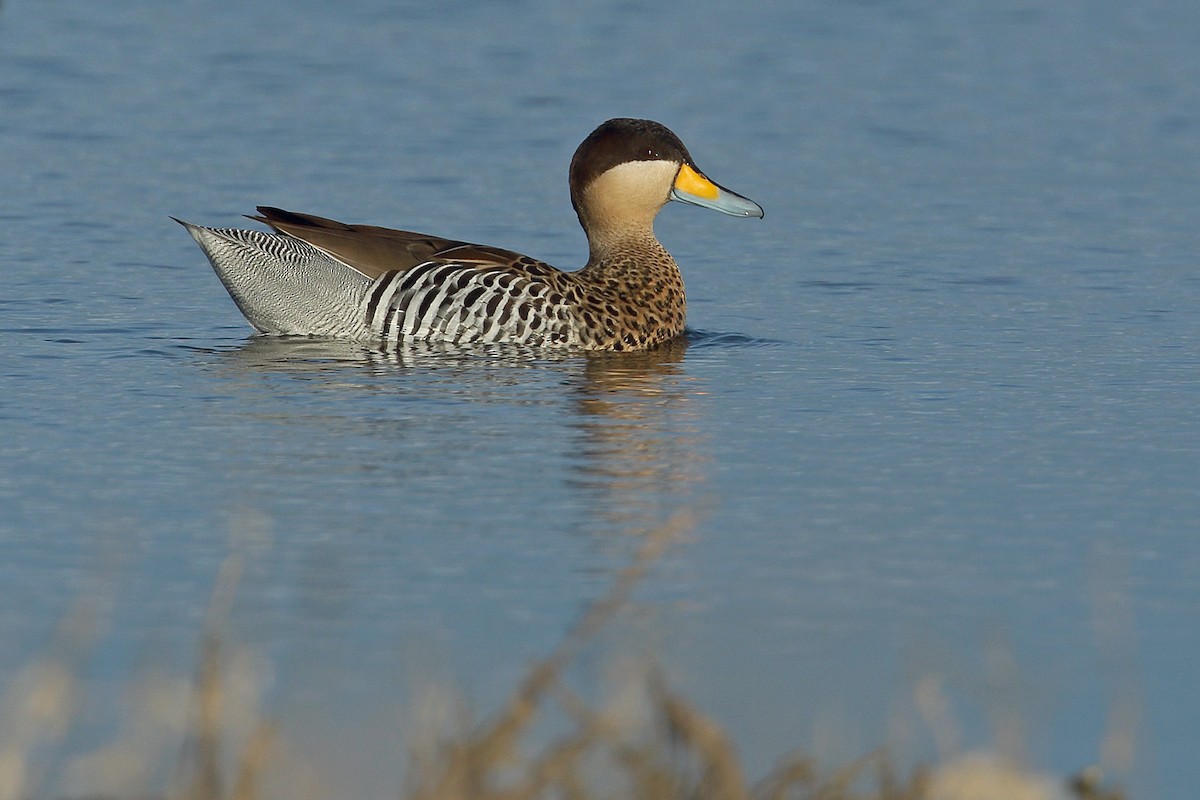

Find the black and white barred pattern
[[360, 262, 580, 347]]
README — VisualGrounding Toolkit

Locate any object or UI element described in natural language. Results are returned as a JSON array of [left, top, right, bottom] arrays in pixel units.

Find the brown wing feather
[[249, 206, 533, 281]]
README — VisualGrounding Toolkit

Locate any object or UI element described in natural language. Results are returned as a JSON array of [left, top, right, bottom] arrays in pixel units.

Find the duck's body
[[177, 118, 762, 352]]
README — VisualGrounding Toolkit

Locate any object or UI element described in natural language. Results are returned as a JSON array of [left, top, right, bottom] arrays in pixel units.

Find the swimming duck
[[175, 118, 763, 351]]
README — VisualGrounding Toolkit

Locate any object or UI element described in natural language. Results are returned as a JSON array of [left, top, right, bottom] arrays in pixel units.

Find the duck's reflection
[[565, 339, 707, 536], [202, 335, 707, 539]]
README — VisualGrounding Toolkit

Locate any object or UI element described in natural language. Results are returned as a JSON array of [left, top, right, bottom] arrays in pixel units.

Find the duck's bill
[[670, 163, 764, 218]]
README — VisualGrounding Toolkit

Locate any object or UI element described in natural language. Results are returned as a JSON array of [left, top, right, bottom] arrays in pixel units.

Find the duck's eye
[[646, 149, 660, 159]]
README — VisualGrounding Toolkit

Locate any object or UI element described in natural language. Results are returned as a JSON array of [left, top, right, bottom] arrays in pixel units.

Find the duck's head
[[568, 118, 763, 249]]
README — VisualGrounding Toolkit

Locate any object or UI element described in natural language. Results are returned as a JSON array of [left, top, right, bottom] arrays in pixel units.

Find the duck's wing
[[250, 206, 535, 280]]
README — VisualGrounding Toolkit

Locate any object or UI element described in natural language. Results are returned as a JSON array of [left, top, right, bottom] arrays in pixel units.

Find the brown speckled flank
[[176, 118, 763, 352]]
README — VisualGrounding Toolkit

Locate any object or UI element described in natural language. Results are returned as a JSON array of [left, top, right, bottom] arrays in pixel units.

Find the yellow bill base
[[674, 163, 720, 201]]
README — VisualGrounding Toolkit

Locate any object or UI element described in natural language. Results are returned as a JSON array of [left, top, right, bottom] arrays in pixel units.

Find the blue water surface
[[2, 1, 1198, 797]]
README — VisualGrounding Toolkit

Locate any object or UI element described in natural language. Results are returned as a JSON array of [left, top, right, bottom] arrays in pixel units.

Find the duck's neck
[[580, 228, 679, 282]]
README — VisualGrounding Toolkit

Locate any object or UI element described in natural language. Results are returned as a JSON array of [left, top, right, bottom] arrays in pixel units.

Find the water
[[2, 0, 1199, 796]]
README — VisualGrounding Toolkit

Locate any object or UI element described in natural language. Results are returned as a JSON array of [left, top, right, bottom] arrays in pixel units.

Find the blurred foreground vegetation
[[1, 514, 1128, 800]]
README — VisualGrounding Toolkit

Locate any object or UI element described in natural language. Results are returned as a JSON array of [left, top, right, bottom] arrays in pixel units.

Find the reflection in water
[[200, 335, 708, 540], [206, 336, 570, 372], [568, 339, 709, 537]]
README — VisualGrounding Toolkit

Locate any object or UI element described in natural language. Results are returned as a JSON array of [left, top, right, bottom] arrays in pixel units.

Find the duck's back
[[250, 207, 536, 280]]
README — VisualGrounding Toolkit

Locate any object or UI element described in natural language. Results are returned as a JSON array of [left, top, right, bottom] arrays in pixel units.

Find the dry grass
[[1, 512, 1129, 800]]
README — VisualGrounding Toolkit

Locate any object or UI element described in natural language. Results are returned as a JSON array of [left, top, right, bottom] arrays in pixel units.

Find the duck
[[174, 118, 763, 352]]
